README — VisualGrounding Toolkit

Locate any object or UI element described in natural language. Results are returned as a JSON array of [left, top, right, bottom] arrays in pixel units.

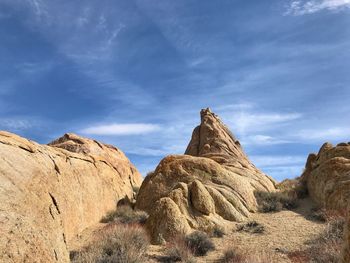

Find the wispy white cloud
[[251, 155, 306, 167], [285, 0, 350, 15], [262, 165, 304, 181], [26, 0, 48, 19], [215, 103, 255, 111], [0, 118, 34, 130], [242, 135, 292, 145], [294, 127, 350, 141], [223, 111, 302, 135], [15, 62, 53, 74], [249, 155, 307, 180], [81, 123, 161, 136]]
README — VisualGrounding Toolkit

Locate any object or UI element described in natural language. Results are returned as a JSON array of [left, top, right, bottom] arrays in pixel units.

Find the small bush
[[160, 236, 196, 263], [220, 247, 278, 263], [185, 231, 215, 256], [308, 206, 346, 223], [71, 224, 149, 263], [100, 205, 148, 224], [210, 225, 225, 238], [220, 248, 244, 263], [132, 186, 140, 193], [277, 178, 308, 199], [255, 191, 298, 213], [237, 221, 265, 234], [308, 206, 328, 222]]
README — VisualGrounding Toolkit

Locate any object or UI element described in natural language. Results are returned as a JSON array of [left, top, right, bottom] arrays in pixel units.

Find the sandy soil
[[70, 198, 326, 263], [147, 198, 325, 263]]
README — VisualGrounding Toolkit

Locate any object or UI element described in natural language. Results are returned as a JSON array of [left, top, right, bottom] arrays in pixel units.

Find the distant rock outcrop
[[301, 142, 350, 210], [0, 132, 142, 263], [136, 108, 276, 243]]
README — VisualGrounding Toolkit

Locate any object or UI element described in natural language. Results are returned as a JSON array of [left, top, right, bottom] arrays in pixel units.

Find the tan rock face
[[0, 132, 142, 263], [136, 108, 276, 243], [301, 142, 350, 210]]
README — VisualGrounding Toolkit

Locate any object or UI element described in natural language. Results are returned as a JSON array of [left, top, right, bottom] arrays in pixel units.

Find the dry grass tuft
[[236, 221, 265, 234], [71, 224, 149, 263], [220, 247, 279, 263], [185, 231, 215, 256], [100, 205, 148, 224], [160, 236, 196, 263], [161, 231, 215, 261], [277, 178, 308, 199], [209, 225, 226, 238]]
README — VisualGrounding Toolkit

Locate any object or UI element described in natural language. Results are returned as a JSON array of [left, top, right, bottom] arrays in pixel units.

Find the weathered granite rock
[[136, 108, 276, 243], [0, 132, 142, 263], [301, 142, 350, 262], [301, 142, 350, 209]]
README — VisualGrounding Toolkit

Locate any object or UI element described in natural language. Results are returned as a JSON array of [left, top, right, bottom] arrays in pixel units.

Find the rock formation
[[0, 132, 142, 263], [301, 142, 350, 210], [300, 142, 350, 262], [136, 108, 276, 243]]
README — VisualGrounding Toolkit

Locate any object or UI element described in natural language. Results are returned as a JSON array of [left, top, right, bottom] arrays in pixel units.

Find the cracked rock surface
[[0, 131, 142, 263]]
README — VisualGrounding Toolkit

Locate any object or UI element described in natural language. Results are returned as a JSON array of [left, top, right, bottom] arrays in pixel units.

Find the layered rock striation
[[0, 132, 142, 262], [136, 108, 276, 243]]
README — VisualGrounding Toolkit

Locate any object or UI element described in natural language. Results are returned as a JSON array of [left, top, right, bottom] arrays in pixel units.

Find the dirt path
[[147, 198, 326, 262]]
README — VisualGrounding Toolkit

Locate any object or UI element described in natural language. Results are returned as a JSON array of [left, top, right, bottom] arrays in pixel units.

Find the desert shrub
[[220, 248, 244, 263], [308, 206, 328, 222], [100, 205, 148, 224], [71, 224, 149, 263], [219, 247, 278, 263], [236, 221, 265, 234], [255, 191, 298, 213], [185, 231, 215, 256], [160, 236, 196, 263], [308, 206, 346, 223], [288, 212, 345, 263], [146, 171, 155, 177], [277, 178, 308, 199], [132, 186, 140, 193], [210, 225, 225, 238]]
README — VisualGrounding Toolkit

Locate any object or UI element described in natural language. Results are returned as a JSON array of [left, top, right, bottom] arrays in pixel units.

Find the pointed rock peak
[[185, 108, 251, 166], [318, 142, 333, 154]]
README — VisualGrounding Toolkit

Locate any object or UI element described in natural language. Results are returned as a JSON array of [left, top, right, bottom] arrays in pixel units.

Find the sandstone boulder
[[0, 132, 142, 263], [301, 142, 350, 261], [136, 108, 276, 243], [301, 142, 350, 209]]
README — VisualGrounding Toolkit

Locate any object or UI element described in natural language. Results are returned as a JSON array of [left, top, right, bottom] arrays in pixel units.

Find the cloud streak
[[81, 123, 161, 136], [286, 0, 350, 15], [0, 118, 35, 131]]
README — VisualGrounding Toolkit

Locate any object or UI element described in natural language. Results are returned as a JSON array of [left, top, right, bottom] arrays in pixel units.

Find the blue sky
[[0, 0, 350, 181]]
